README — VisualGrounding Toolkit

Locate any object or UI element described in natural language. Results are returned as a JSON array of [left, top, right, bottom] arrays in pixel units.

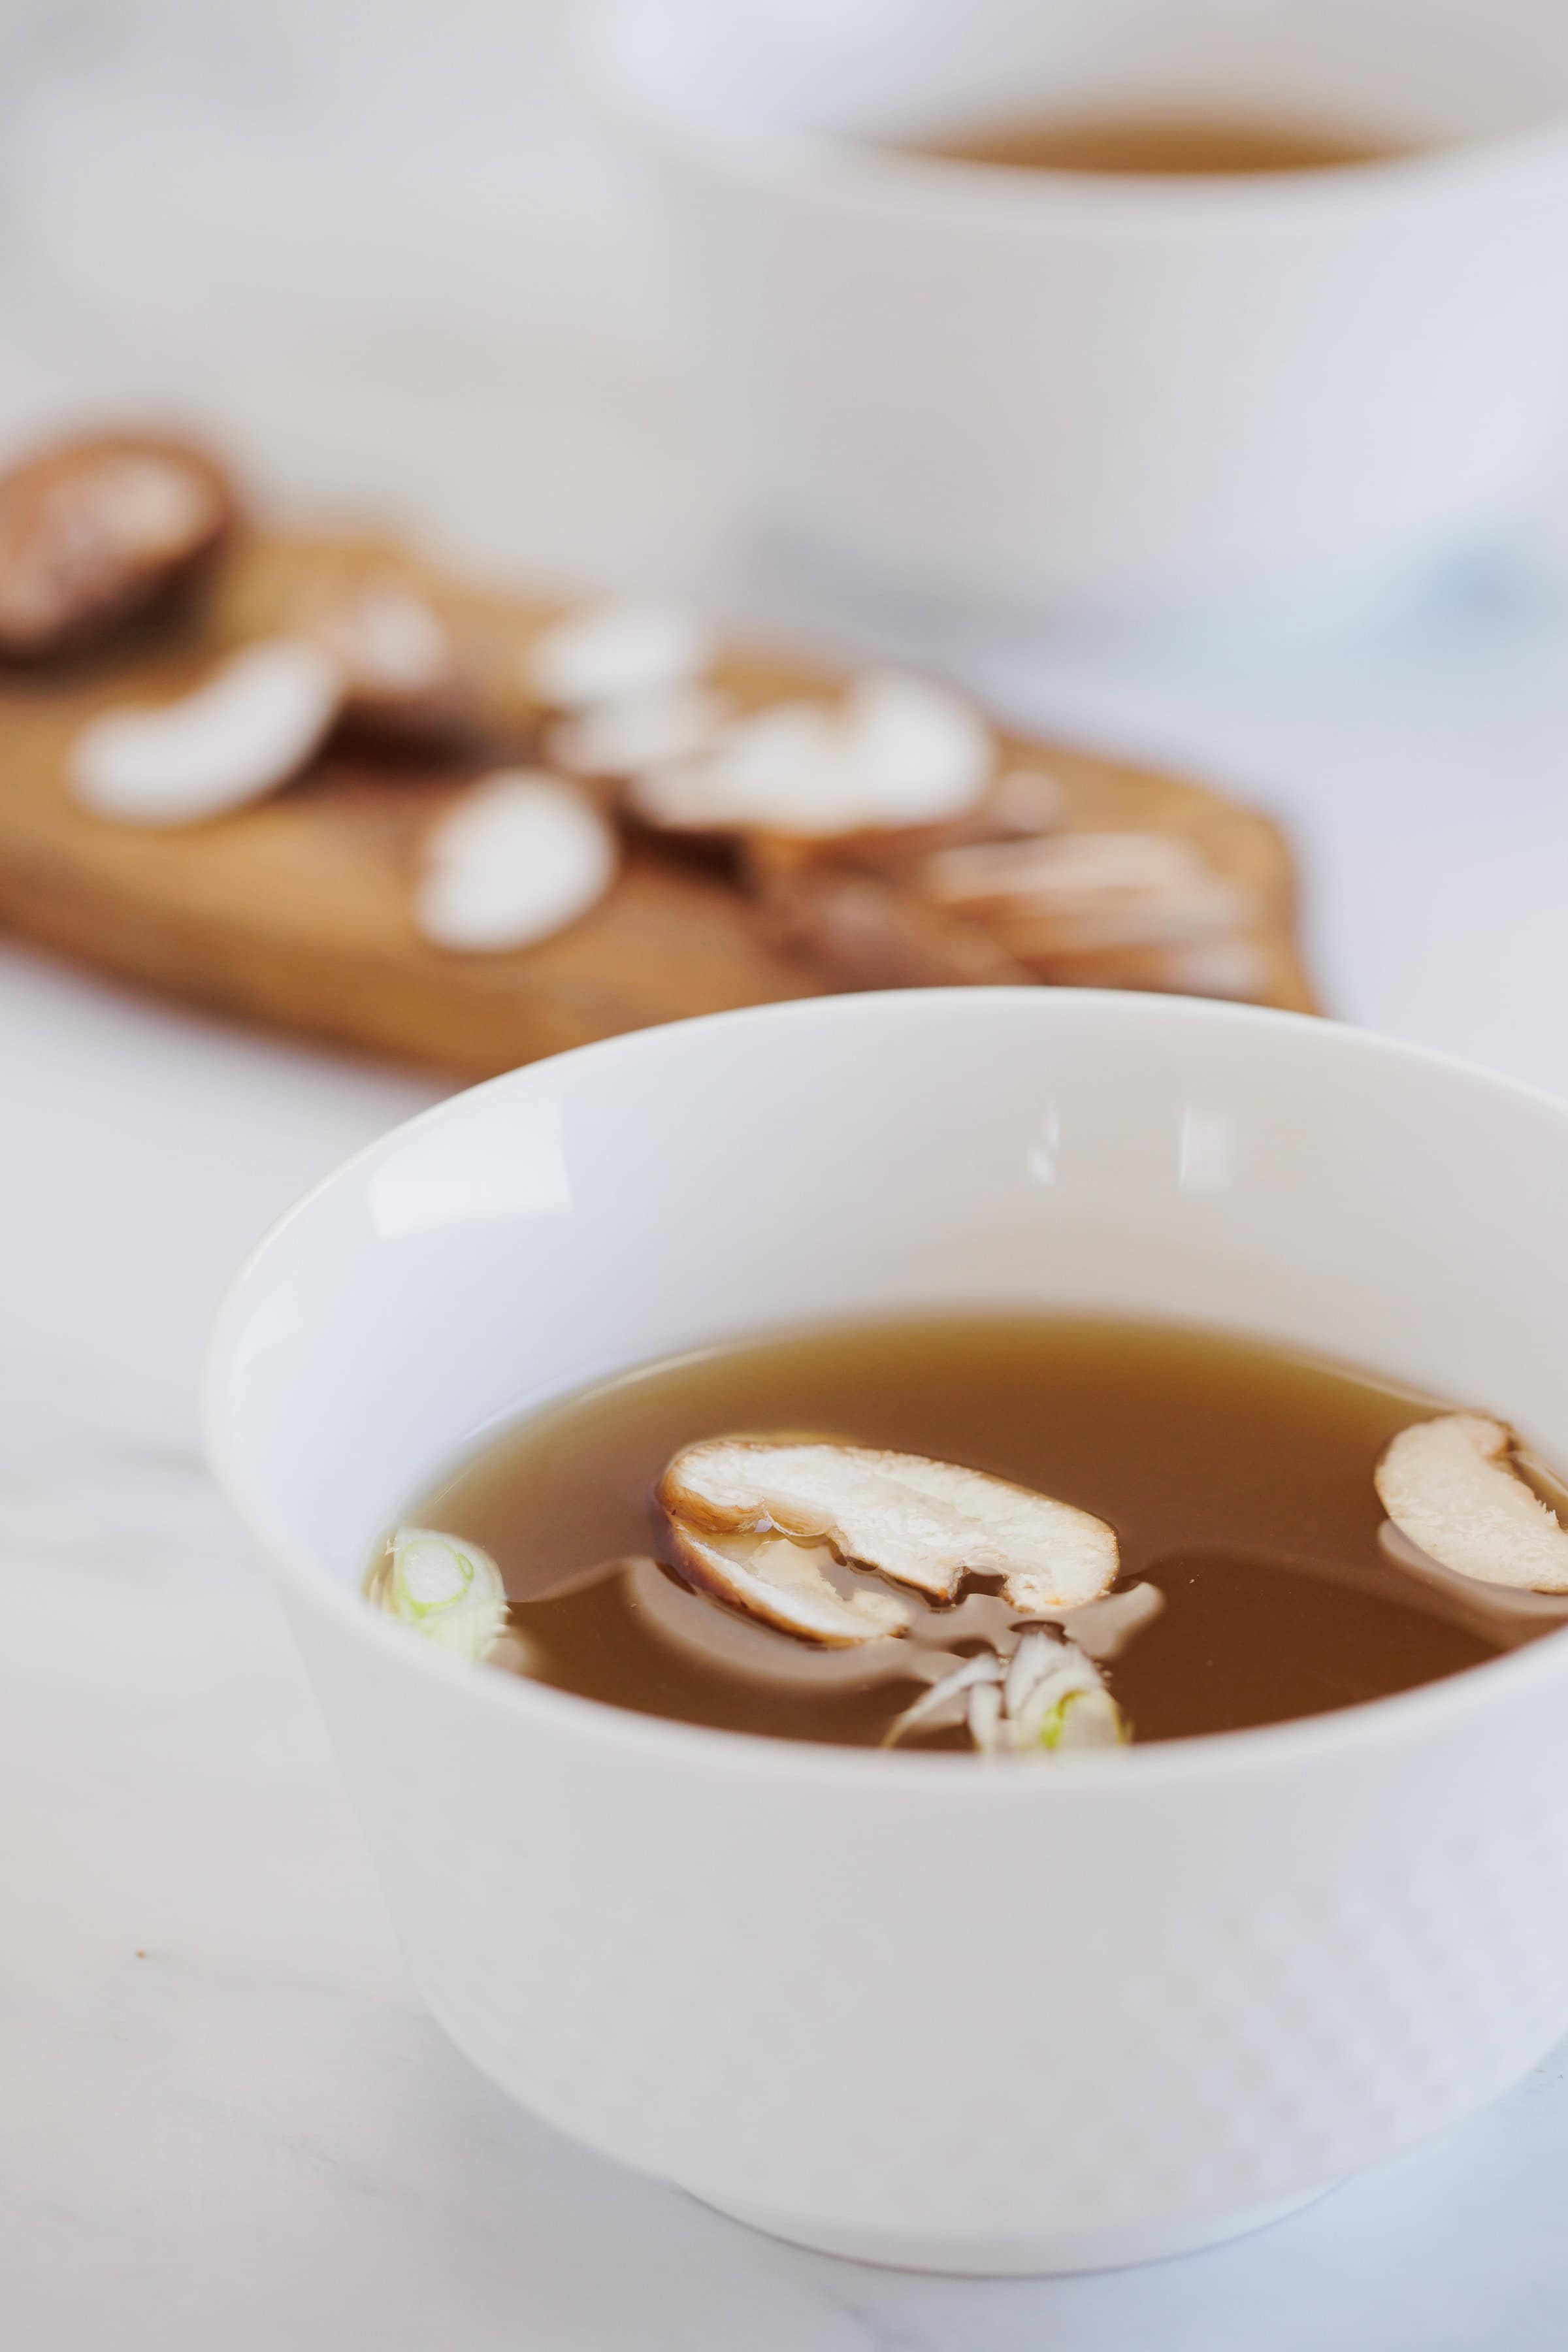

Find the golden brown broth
[[896, 113, 1413, 178], [407, 1315, 1560, 1749]]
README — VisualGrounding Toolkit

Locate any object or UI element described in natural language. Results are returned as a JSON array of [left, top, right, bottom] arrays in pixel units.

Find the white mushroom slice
[[527, 596, 713, 710], [1377, 1521, 1568, 1635], [627, 1554, 936, 1686], [414, 770, 617, 953], [1375, 1413, 1568, 1593], [629, 670, 993, 839], [845, 671, 995, 826], [659, 1438, 1118, 1609], [69, 637, 341, 825], [547, 684, 733, 780], [368, 1525, 508, 1662], [668, 1524, 913, 1648]]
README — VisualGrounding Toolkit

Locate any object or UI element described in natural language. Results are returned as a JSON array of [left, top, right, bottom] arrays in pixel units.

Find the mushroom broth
[[382, 1314, 1568, 1749]]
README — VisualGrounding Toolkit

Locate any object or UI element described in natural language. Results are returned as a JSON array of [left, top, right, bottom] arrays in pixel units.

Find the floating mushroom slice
[[527, 596, 713, 710], [69, 636, 342, 825], [659, 1437, 1118, 1610], [667, 1524, 913, 1647], [629, 670, 993, 840], [1375, 1413, 1568, 1593], [368, 1525, 509, 1661], [628, 1554, 937, 1684], [1377, 1521, 1568, 1642], [413, 770, 617, 953], [0, 431, 234, 658]]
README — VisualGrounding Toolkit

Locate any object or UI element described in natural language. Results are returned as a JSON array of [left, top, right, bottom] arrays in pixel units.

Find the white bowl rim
[[203, 987, 1568, 1797], [591, 0, 1568, 235]]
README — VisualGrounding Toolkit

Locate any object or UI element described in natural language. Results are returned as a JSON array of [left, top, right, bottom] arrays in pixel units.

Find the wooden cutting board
[[0, 527, 1317, 1077]]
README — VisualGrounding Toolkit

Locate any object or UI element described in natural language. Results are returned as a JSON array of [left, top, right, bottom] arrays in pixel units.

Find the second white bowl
[[600, 0, 1568, 621]]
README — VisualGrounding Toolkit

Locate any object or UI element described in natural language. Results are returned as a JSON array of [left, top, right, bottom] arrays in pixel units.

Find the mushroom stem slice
[[1376, 1413, 1568, 1593], [659, 1438, 1118, 1610], [668, 1524, 913, 1648]]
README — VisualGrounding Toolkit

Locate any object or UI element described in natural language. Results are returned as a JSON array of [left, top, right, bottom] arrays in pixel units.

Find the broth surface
[[894, 114, 1413, 177], [403, 1315, 1563, 1748]]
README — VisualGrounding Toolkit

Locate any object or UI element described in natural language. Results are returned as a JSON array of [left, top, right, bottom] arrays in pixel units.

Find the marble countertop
[[7, 20, 1568, 2338]]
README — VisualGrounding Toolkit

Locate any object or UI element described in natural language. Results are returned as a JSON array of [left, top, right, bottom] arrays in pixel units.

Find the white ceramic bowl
[[205, 992, 1568, 2274], [598, 0, 1568, 622]]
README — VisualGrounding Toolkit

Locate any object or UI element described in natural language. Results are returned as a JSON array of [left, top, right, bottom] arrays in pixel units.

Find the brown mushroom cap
[[0, 431, 235, 659]]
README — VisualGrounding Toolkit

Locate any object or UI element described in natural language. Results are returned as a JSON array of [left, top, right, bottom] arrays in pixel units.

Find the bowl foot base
[[695, 2182, 1333, 2276]]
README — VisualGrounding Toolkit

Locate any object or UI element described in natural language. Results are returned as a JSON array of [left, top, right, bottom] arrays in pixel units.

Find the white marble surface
[[6, 7, 1568, 2345]]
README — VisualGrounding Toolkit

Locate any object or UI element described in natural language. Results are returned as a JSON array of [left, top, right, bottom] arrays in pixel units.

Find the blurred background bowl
[[600, 0, 1568, 624]]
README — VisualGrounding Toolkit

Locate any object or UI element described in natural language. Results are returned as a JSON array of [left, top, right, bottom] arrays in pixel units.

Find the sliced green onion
[[370, 1524, 508, 1662]]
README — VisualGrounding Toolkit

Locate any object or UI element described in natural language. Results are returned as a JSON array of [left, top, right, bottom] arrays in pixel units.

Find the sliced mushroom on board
[[414, 771, 619, 953], [69, 637, 342, 825]]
